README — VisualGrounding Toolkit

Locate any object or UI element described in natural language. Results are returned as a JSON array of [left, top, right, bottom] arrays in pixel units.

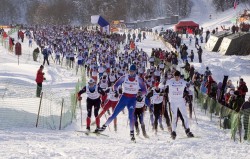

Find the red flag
[[234, 0, 238, 10]]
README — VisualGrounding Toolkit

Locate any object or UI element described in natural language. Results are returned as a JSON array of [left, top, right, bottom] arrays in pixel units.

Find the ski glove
[[77, 93, 82, 101], [114, 91, 119, 98]]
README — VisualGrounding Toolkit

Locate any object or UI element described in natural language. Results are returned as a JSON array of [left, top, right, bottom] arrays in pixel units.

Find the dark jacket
[[238, 82, 248, 96]]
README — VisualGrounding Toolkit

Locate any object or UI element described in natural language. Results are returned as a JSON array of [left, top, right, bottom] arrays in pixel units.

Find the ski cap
[[88, 78, 95, 84], [174, 71, 181, 77], [129, 64, 136, 71]]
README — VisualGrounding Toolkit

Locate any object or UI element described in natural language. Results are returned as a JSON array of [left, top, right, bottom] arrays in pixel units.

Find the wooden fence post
[[36, 92, 43, 127], [59, 98, 64, 130]]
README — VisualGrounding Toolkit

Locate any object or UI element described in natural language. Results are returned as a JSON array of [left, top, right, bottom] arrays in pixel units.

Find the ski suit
[[78, 85, 105, 128], [103, 75, 147, 132], [166, 78, 190, 132], [96, 87, 120, 128]]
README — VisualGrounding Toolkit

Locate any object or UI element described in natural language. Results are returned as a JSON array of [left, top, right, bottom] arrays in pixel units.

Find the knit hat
[[130, 64, 136, 71], [174, 71, 181, 76]]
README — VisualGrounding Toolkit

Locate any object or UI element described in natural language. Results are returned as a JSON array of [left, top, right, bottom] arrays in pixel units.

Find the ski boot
[[141, 124, 149, 138], [171, 131, 177, 140], [94, 127, 100, 133], [185, 128, 194, 138], [86, 126, 90, 132], [98, 124, 107, 132], [130, 131, 136, 142]]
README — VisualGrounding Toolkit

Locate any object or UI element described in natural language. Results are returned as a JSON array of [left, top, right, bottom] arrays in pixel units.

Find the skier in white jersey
[[166, 70, 194, 139]]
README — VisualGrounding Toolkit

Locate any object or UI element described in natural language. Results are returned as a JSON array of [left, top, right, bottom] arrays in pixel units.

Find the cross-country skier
[[147, 81, 168, 134], [97, 64, 147, 142], [95, 84, 121, 131], [135, 90, 150, 138], [166, 71, 194, 139], [77, 78, 106, 132], [183, 83, 193, 118]]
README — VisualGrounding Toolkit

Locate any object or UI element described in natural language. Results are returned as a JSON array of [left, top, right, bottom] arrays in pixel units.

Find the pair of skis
[[75, 130, 109, 137]]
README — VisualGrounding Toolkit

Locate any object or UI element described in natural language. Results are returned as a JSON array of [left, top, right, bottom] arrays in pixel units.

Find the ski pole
[[168, 102, 172, 122], [79, 100, 83, 128], [103, 112, 111, 132]]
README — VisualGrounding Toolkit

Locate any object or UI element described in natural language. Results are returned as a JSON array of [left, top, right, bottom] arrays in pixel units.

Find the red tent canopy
[[175, 21, 199, 32]]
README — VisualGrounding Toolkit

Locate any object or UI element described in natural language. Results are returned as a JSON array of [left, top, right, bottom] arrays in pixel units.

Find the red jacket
[[36, 69, 44, 83], [238, 82, 248, 95], [205, 75, 215, 95], [19, 31, 24, 39]]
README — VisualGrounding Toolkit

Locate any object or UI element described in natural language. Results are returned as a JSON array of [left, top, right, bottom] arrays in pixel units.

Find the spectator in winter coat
[[189, 50, 194, 62], [238, 78, 248, 101], [205, 75, 217, 98], [127, 33, 131, 42], [35, 65, 46, 97], [143, 32, 146, 40], [181, 60, 190, 72], [189, 65, 195, 82], [33, 47, 40, 61], [200, 35, 203, 43], [42, 47, 50, 65], [195, 37, 199, 47], [181, 50, 188, 62], [229, 90, 244, 112], [9, 37, 15, 52], [138, 32, 142, 42], [18, 31, 24, 42], [200, 78, 207, 95], [197, 46, 203, 63], [216, 82, 223, 101], [132, 33, 136, 41], [204, 67, 212, 79]]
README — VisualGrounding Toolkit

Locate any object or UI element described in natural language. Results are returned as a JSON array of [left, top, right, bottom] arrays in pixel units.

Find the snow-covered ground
[[0, 1, 250, 159]]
